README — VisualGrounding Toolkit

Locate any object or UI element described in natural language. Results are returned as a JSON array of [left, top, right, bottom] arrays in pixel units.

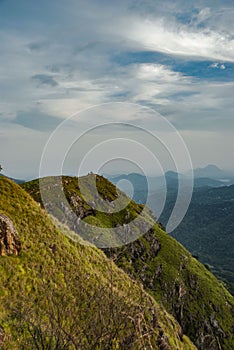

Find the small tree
[[0, 164, 2, 172]]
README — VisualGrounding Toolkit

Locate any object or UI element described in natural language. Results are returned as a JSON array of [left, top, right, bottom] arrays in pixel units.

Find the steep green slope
[[109, 172, 234, 292], [160, 185, 234, 294], [0, 173, 24, 184], [22, 175, 155, 248], [106, 228, 234, 350], [22, 175, 234, 350], [0, 177, 196, 350]]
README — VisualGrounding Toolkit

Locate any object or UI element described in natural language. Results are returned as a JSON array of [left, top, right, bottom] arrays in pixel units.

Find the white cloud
[[124, 63, 191, 107], [210, 62, 226, 69], [121, 17, 234, 62], [193, 7, 211, 25], [1, 0, 234, 176], [135, 63, 185, 82], [210, 63, 219, 68]]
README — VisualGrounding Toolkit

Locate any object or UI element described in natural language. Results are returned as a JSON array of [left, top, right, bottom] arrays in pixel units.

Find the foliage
[[109, 226, 234, 349], [155, 185, 234, 294], [21, 175, 234, 350], [0, 177, 196, 349]]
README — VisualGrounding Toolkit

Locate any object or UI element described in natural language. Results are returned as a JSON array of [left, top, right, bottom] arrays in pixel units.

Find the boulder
[[0, 214, 21, 256]]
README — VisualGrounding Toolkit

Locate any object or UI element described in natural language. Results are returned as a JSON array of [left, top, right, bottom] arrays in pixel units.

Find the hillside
[[22, 175, 234, 350], [22, 174, 156, 248], [148, 185, 234, 293], [107, 172, 230, 212], [0, 177, 198, 349], [0, 173, 24, 184], [112, 172, 234, 293]]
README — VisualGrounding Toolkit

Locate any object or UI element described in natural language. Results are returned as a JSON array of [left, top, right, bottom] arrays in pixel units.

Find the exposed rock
[[210, 313, 226, 337], [0, 326, 6, 346], [144, 228, 161, 258], [69, 194, 94, 219], [126, 227, 161, 262], [157, 329, 170, 350], [49, 244, 57, 254], [188, 273, 198, 290], [104, 228, 161, 263], [0, 214, 21, 256], [128, 238, 147, 262]]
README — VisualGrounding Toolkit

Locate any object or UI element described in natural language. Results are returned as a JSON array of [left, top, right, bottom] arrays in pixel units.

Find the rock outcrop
[[0, 214, 21, 256], [0, 326, 6, 346]]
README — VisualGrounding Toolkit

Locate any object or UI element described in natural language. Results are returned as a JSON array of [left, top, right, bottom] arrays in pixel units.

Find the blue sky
[[1, 0, 234, 178]]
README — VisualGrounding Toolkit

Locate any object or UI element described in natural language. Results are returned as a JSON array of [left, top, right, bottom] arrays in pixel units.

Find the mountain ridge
[[21, 174, 234, 350], [0, 173, 24, 184], [0, 176, 196, 349]]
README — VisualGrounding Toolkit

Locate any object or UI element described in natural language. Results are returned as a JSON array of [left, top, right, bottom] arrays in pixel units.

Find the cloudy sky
[[1, 0, 234, 179]]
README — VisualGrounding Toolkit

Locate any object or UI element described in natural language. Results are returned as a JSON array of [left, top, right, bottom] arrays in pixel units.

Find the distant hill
[[193, 177, 224, 187], [21, 175, 234, 350], [194, 164, 225, 178], [149, 185, 234, 294], [108, 170, 230, 203], [107, 173, 149, 203], [108, 171, 234, 294], [192, 165, 234, 184]]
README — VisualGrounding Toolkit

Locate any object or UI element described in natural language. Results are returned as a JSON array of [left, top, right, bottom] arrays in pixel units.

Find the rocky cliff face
[[103, 227, 234, 350], [104, 228, 161, 286], [0, 214, 21, 256]]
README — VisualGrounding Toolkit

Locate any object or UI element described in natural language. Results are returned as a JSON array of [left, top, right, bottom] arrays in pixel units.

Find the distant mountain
[[108, 172, 149, 191], [193, 165, 234, 183], [165, 170, 180, 179], [193, 177, 224, 188], [108, 171, 181, 194], [107, 170, 228, 204], [107, 171, 234, 294], [107, 173, 150, 203], [194, 164, 224, 178]]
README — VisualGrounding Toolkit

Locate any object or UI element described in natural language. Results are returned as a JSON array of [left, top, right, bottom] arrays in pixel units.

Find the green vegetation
[[109, 171, 234, 294], [0, 177, 197, 349], [22, 175, 155, 247], [21, 175, 234, 350], [108, 226, 234, 349], [155, 185, 234, 294]]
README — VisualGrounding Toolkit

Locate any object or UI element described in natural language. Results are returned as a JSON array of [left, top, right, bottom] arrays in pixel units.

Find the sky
[[1, 0, 234, 179]]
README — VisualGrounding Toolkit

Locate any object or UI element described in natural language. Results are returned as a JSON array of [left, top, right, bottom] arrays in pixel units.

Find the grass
[[0, 177, 197, 349], [111, 224, 234, 349], [20, 174, 234, 349]]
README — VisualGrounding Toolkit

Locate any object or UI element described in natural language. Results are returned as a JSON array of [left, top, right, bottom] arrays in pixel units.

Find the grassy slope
[[22, 175, 155, 247], [148, 185, 234, 294], [111, 226, 234, 349], [0, 177, 196, 350], [21, 175, 234, 350]]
